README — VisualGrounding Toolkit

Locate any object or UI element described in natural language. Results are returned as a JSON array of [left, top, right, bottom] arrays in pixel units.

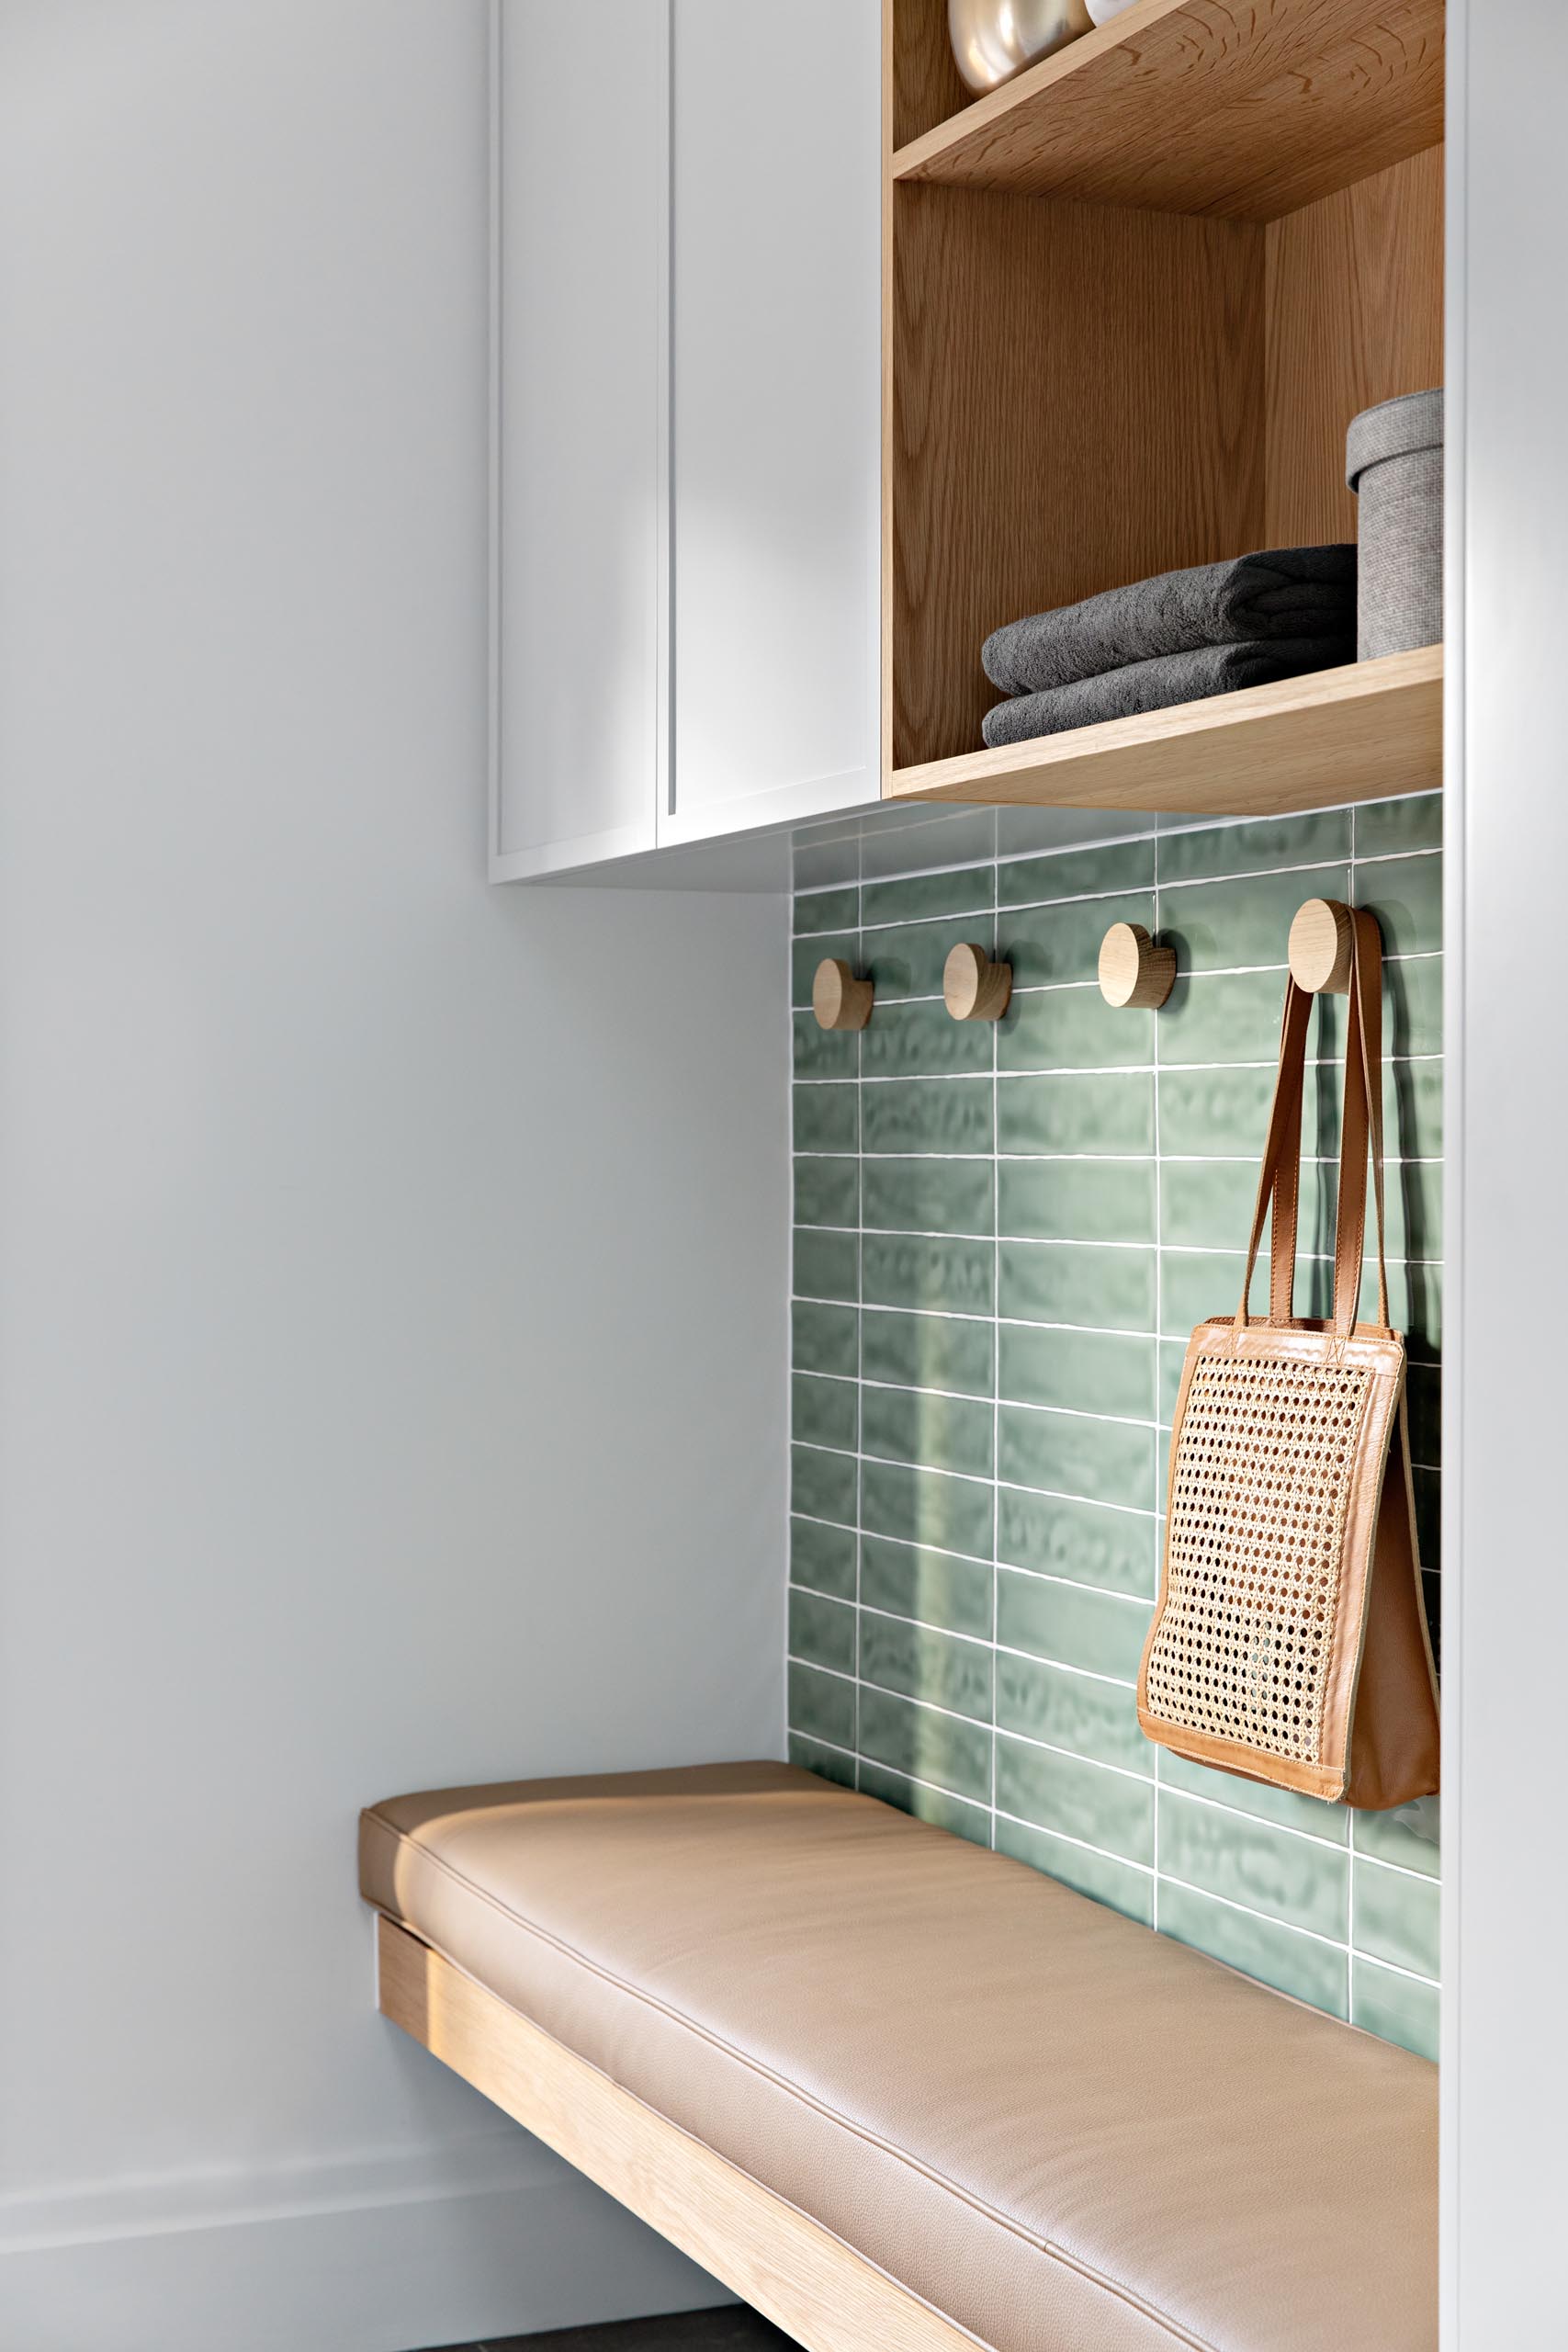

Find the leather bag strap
[[1236, 908, 1390, 1337]]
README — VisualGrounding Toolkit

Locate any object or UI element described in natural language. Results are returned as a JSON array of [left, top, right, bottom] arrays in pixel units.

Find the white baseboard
[[0, 2135, 729, 2352]]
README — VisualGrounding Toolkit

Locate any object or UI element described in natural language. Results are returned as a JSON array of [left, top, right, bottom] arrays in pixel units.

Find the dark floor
[[424, 2304, 795, 2352]]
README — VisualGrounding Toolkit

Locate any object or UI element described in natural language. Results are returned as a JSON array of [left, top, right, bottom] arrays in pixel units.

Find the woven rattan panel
[[1146, 1350, 1374, 1762]]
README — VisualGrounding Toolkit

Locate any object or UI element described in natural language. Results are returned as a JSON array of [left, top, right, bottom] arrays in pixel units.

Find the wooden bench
[[360, 1760, 1436, 2352]]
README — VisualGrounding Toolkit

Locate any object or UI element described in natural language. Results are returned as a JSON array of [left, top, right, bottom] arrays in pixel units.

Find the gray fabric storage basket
[[1347, 388, 1443, 659]]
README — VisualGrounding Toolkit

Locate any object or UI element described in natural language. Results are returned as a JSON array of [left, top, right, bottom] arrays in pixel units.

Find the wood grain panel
[[888, 0, 970, 152], [891, 0, 1445, 223], [1265, 146, 1445, 547], [887, 184, 1264, 770], [377, 1917, 980, 2352], [884, 646, 1442, 812]]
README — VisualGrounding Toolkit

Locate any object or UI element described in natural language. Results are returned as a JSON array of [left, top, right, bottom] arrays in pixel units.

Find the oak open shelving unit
[[881, 0, 1446, 814]]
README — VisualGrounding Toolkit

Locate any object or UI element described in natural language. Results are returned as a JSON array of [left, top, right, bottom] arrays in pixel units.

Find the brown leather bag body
[[1137, 910, 1440, 1808]]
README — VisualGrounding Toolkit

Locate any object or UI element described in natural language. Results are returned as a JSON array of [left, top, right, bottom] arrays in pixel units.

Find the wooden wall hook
[[943, 942, 1012, 1022], [1098, 922, 1176, 1010], [812, 956, 874, 1031], [1288, 897, 1356, 994]]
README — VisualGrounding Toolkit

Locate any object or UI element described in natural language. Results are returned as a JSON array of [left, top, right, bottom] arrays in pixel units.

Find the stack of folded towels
[[980, 545, 1357, 748]]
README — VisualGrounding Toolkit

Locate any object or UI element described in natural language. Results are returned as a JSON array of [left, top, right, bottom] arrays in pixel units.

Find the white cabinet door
[[662, 0, 881, 844], [491, 1, 669, 879]]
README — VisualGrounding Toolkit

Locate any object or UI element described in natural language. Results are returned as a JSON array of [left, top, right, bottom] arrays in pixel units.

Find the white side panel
[[665, 0, 881, 843], [1445, 3, 1568, 2344], [493, 0, 668, 874]]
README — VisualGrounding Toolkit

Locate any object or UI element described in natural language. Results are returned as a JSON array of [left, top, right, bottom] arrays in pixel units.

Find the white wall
[[1443, 6, 1568, 2344], [0, 6, 787, 2346]]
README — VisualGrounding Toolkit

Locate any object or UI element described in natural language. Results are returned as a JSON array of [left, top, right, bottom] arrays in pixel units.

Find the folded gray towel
[[980, 638, 1355, 749], [982, 546, 1357, 696]]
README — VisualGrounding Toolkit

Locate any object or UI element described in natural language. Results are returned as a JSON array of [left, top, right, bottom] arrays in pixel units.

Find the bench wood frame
[[376, 1914, 979, 2352]]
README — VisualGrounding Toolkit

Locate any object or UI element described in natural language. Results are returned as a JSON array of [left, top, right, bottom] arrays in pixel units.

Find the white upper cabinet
[[491, 0, 881, 879], [664, 0, 881, 844], [491, 2, 668, 878]]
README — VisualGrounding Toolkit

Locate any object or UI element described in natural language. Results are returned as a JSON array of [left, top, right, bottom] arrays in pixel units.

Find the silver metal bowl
[[948, 0, 1093, 93]]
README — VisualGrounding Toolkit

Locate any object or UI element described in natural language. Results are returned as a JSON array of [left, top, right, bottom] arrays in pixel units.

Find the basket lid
[[1347, 388, 1444, 492]]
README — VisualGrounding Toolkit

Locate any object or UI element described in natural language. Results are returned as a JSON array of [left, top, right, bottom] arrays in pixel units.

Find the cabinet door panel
[[665, 0, 880, 842], [493, 0, 668, 877]]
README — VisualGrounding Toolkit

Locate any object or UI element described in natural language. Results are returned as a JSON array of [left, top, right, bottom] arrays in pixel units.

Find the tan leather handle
[[1236, 909, 1389, 1338]]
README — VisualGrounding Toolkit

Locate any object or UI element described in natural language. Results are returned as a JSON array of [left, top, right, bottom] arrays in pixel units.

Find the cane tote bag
[[1137, 910, 1440, 1808]]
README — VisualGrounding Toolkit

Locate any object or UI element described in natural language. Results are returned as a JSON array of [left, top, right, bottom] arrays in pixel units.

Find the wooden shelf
[[884, 646, 1442, 815], [891, 0, 1444, 220]]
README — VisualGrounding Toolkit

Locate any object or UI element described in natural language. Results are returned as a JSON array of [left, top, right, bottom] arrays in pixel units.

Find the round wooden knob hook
[[1098, 922, 1175, 1010], [1288, 898, 1356, 995], [943, 942, 1012, 1022], [812, 956, 874, 1032]]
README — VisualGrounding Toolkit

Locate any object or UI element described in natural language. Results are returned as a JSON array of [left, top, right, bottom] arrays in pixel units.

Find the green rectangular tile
[[862, 865, 993, 928], [792, 1372, 858, 1453], [1388, 1056, 1443, 1159], [995, 1650, 1148, 1774], [862, 1001, 993, 1080], [863, 1233, 995, 1316], [1159, 1157, 1330, 1255], [861, 1306, 994, 1398], [794, 1155, 859, 1229], [787, 1731, 856, 1789], [1159, 1248, 1286, 1337], [793, 1083, 858, 1155], [858, 1685, 992, 1805], [1158, 1789, 1348, 1940], [1156, 1743, 1348, 1844], [1351, 1958, 1438, 2059], [1355, 1856, 1440, 1979], [861, 1611, 993, 1722], [860, 1533, 993, 1640], [997, 1487, 1157, 1600], [997, 1566, 1149, 1682], [995, 1734, 1154, 1864], [1354, 1796, 1440, 1884], [1388, 956, 1442, 1056], [998, 892, 1155, 989], [861, 1077, 993, 1156], [998, 988, 1152, 1073], [794, 885, 859, 936], [1156, 810, 1351, 886], [998, 1072, 1155, 1156], [861, 1458, 995, 1561], [792, 1298, 857, 1380], [1357, 853, 1441, 956], [794, 1227, 858, 1303], [998, 1159, 1156, 1245], [997, 837, 1156, 909], [998, 1324, 1156, 1421], [787, 1660, 854, 1750], [790, 1515, 857, 1602], [999, 1405, 1156, 1511], [1161, 863, 1349, 975], [858, 1761, 992, 1846], [998, 1239, 1156, 1331], [788, 1588, 857, 1677], [863, 1157, 995, 1238], [1359, 1258, 1442, 1361], [1157, 1064, 1280, 1158], [1156, 1880, 1348, 2018], [865, 917, 989, 1002], [793, 931, 859, 1007], [1158, 1338, 1188, 1425], [994, 1811, 1153, 1923], [1157, 967, 1313, 1065], [861, 1383, 994, 1479], [790, 1443, 856, 1528], [793, 1009, 858, 1079], [1356, 793, 1441, 859]]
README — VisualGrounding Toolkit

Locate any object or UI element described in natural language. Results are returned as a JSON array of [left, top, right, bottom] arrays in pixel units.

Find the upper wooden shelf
[[891, 0, 1445, 221], [884, 646, 1442, 816]]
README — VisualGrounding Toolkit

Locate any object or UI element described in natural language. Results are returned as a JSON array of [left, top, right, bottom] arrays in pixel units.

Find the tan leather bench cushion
[[360, 1759, 1436, 2352]]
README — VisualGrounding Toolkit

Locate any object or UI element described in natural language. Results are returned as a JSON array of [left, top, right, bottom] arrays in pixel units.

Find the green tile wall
[[788, 796, 1442, 2059]]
